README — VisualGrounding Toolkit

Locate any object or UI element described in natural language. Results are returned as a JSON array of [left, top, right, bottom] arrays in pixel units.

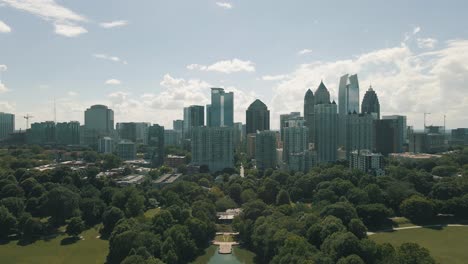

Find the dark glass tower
[[208, 88, 234, 127], [304, 89, 315, 143], [246, 99, 270, 134], [315, 81, 331, 105], [361, 85, 381, 119]]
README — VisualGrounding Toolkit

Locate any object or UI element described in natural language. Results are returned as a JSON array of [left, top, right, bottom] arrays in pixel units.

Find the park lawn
[[214, 234, 234, 242], [371, 226, 468, 264], [0, 227, 108, 264]]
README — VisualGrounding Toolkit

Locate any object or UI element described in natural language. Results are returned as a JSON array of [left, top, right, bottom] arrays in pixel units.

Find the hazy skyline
[[1, 0, 468, 129]]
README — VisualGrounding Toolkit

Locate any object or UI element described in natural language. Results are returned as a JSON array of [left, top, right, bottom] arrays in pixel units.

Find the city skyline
[[0, 1, 467, 129]]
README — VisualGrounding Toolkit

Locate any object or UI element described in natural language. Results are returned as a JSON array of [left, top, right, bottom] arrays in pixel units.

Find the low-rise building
[[116, 174, 146, 186], [165, 155, 186, 168], [350, 149, 384, 176]]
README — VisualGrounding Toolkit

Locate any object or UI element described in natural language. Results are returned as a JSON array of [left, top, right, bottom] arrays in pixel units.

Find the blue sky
[[1, 0, 468, 129]]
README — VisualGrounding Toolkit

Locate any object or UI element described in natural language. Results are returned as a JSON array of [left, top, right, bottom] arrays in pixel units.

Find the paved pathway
[[367, 224, 468, 235], [215, 232, 239, 235]]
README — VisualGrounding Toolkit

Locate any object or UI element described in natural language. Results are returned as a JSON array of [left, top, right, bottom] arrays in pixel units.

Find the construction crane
[[24, 114, 33, 129]]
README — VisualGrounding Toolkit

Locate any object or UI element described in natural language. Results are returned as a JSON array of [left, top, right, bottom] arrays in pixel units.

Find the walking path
[[367, 224, 468, 236]]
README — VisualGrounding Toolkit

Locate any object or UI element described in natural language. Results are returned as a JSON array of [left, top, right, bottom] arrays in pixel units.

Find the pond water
[[192, 245, 255, 264]]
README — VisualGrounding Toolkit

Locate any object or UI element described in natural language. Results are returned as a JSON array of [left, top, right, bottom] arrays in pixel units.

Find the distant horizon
[[1, 1, 467, 130]]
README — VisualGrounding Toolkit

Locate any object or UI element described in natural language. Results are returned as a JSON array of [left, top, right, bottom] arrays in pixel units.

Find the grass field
[[371, 226, 468, 264], [0, 227, 108, 264], [214, 234, 234, 242]]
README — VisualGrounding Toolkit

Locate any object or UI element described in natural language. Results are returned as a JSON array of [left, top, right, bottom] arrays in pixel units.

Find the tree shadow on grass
[[60, 236, 80, 245]]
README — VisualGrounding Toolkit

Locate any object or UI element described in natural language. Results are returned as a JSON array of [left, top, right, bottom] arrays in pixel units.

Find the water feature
[[192, 245, 255, 264]]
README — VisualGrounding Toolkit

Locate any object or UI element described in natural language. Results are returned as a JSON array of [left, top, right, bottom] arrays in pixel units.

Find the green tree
[[321, 232, 360, 261], [276, 189, 291, 205], [356, 203, 392, 228], [21, 216, 43, 239], [400, 196, 435, 224], [336, 254, 365, 264], [228, 183, 243, 204], [80, 197, 106, 225], [270, 234, 318, 264], [43, 186, 80, 225], [396, 243, 436, 264], [101, 206, 124, 235], [0, 205, 17, 238], [347, 218, 367, 239], [66, 217, 85, 237], [321, 202, 358, 225]]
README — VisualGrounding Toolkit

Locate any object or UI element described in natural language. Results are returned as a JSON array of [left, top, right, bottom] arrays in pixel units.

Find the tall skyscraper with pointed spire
[[313, 81, 338, 163], [246, 99, 270, 134], [304, 89, 315, 144], [361, 85, 381, 119], [315, 80, 331, 104]]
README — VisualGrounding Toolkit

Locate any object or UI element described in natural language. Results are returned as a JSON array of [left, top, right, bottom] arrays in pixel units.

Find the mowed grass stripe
[[370, 226, 468, 264]]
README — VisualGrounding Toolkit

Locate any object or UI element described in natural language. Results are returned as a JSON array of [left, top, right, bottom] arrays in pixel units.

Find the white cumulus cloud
[[54, 23, 87, 37], [1, 0, 88, 37], [0, 65, 7, 72], [0, 82, 9, 93], [100, 20, 128, 29], [298, 49, 312, 55], [261, 74, 288, 81], [0, 20, 12, 33], [93, 54, 127, 64], [105, 79, 121, 85], [417, 38, 438, 49], [216, 2, 233, 9], [269, 40, 468, 129], [187, 59, 255, 74]]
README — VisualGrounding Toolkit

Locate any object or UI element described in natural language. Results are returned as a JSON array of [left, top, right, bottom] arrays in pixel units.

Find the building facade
[[345, 113, 375, 159], [350, 150, 384, 176], [246, 99, 270, 135], [361, 86, 380, 119], [148, 124, 165, 167], [56, 121, 80, 145], [255, 130, 277, 170], [191, 126, 234, 172], [0, 112, 15, 141], [116, 140, 137, 160], [207, 88, 234, 127], [183, 105, 204, 138], [304, 89, 315, 144], [314, 102, 338, 163]]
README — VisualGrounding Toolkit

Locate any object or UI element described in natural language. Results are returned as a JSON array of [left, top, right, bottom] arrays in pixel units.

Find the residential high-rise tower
[[246, 99, 270, 134]]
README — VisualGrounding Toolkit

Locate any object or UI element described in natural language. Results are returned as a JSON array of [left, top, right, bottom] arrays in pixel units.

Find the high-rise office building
[[164, 129, 182, 147], [207, 88, 234, 127], [233, 122, 244, 150], [315, 81, 331, 105], [451, 128, 468, 146], [173, 120, 184, 133], [345, 113, 375, 160], [56, 121, 80, 145], [246, 99, 270, 134], [0, 112, 15, 140], [382, 115, 407, 149], [84, 105, 114, 133], [361, 86, 381, 119], [255, 131, 277, 170], [279, 112, 301, 142], [83, 105, 114, 147], [98, 137, 114, 154], [304, 89, 315, 144], [116, 140, 137, 160], [148, 124, 165, 167], [283, 121, 308, 165], [338, 74, 360, 115], [117, 122, 150, 144], [338, 74, 360, 147], [27, 121, 56, 145], [191, 126, 234, 172], [375, 118, 405, 155], [315, 102, 338, 163], [183, 105, 204, 138]]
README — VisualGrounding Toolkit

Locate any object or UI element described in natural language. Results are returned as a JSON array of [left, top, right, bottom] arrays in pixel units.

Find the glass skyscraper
[[246, 99, 270, 135], [207, 88, 234, 127]]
